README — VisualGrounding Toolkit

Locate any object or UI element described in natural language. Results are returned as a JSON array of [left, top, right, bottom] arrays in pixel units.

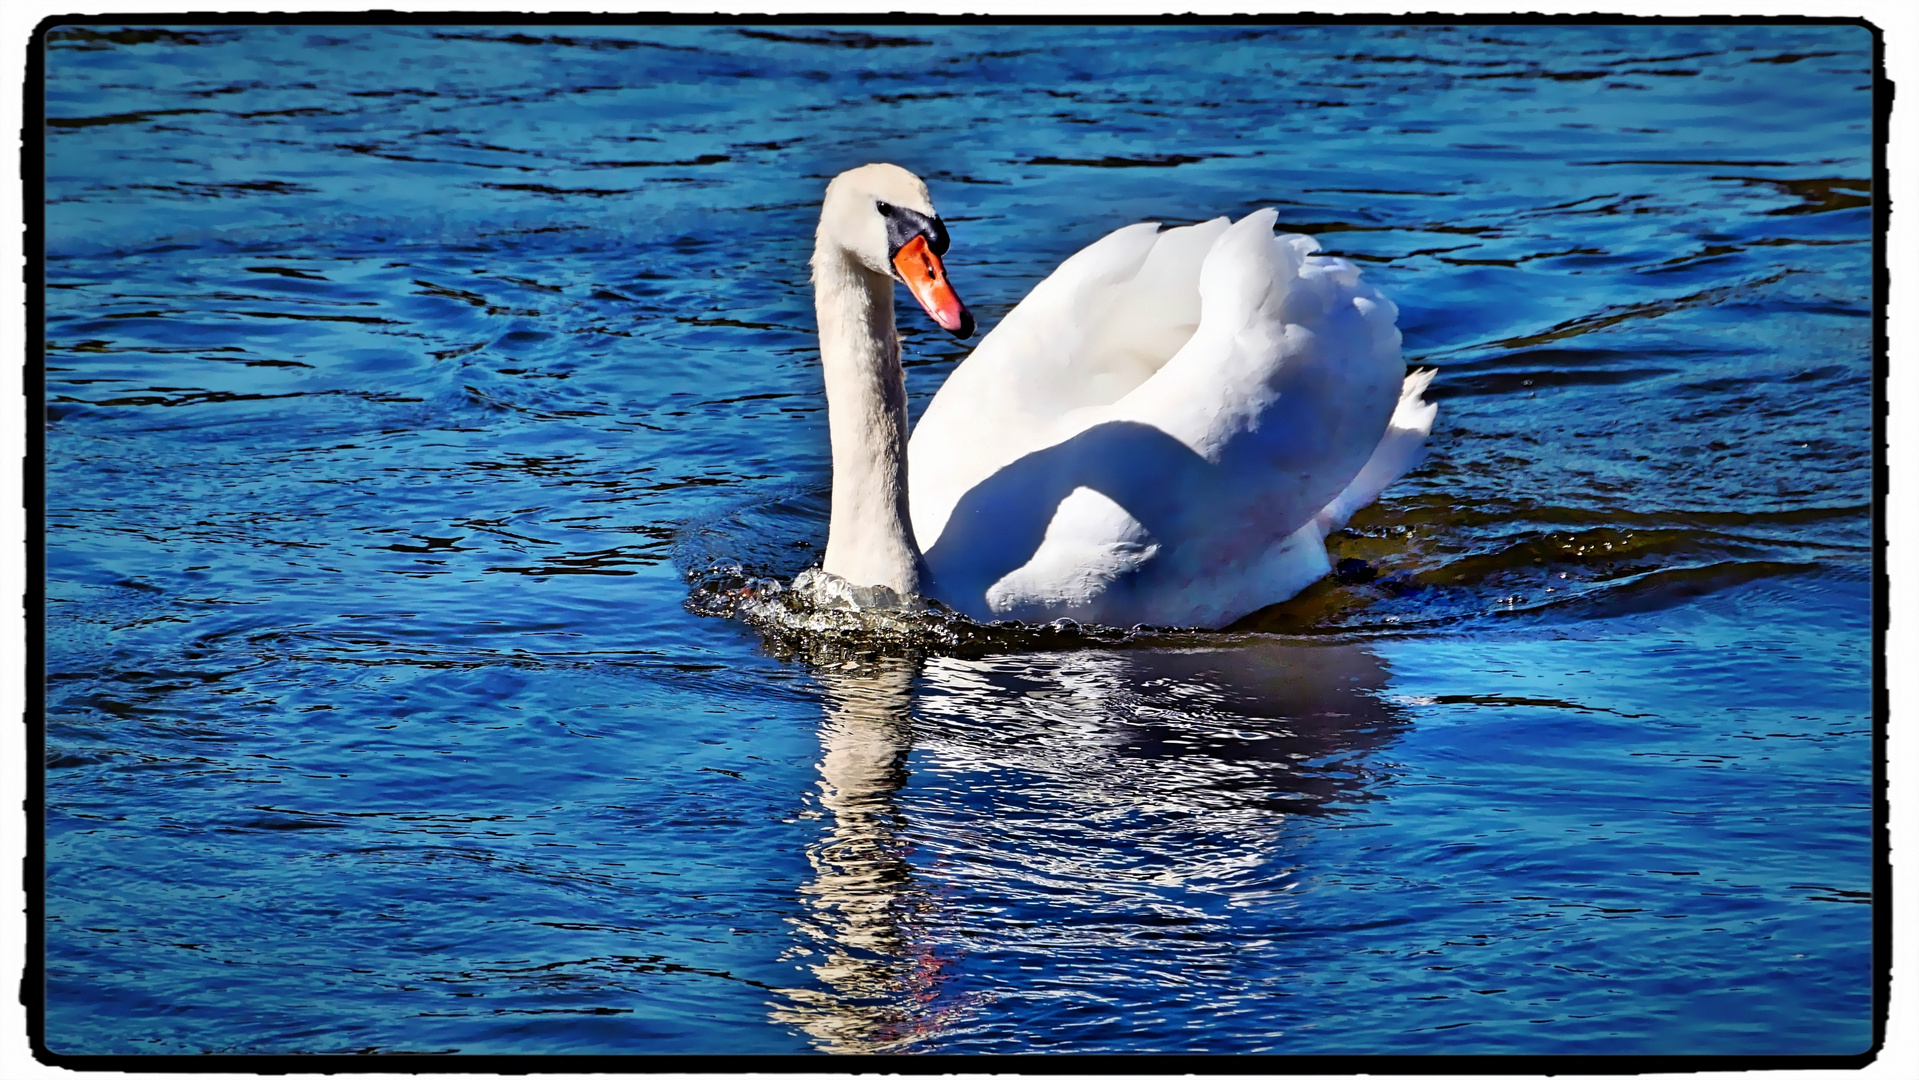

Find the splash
[[684, 561, 1171, 661]]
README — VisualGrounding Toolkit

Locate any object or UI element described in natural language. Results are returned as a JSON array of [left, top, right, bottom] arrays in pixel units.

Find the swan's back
[[908, 210, 1416, 627]]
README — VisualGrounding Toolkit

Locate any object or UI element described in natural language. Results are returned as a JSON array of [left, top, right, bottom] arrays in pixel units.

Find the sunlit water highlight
[[41, 21, 1873, 1056]]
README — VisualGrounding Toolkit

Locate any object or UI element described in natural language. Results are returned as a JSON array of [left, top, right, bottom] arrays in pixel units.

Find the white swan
[[810, 163, 1436, 629]]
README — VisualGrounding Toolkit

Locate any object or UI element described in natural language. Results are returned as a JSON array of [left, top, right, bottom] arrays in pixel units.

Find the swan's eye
[[875, 201, 894, 216]]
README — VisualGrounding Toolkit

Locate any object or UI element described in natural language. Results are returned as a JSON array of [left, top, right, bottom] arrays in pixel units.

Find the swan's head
[[818, 163, 973, 338]]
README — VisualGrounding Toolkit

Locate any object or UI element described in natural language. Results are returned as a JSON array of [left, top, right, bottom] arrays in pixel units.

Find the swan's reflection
[[769, 655, 940, 1052], [772, 641, 1408, 1052]]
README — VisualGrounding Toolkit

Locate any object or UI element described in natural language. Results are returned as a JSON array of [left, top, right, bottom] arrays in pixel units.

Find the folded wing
[[908, 210, 1429, 627]]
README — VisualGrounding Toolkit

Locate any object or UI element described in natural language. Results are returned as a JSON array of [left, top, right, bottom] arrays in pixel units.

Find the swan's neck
[[812, 243, 922, 596]]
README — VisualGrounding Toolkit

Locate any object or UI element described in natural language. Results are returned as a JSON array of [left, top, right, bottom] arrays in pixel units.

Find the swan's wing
[[914, 209, 1409, 627], [909, 216, 1230, 548], [1111, 209, 1405, 566]]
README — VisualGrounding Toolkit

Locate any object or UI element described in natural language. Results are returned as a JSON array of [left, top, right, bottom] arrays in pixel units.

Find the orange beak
[[892, 234, 973, 338]]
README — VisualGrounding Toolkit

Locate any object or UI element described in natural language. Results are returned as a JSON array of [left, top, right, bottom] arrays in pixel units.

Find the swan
[[809, 163, 1436, 629]]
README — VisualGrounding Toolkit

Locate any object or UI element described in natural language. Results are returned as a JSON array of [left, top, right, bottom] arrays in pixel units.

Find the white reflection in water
[[773, 642, 1407, 1052], [770, 656, 938, 1051]]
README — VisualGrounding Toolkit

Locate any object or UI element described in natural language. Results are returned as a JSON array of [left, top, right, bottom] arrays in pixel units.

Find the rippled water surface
[[39, 20, 1876, 1057]]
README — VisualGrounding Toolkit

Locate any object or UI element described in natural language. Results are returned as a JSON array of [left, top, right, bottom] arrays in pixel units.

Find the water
[[38, 20, 1876, 1057]]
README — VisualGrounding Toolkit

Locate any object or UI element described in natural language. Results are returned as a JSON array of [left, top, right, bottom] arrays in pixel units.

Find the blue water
[[39, 21, 1875, 1057]]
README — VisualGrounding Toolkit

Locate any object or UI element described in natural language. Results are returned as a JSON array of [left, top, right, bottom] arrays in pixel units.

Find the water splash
[[685, 561, 1171, 662]]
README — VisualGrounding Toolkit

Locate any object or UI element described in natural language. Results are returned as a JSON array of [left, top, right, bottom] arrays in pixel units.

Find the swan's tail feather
[[1312, 368, 1439, 536]]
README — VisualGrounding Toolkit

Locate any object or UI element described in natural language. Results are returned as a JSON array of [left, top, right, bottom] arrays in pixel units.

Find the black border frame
[[20, 9, 1892, 1073]]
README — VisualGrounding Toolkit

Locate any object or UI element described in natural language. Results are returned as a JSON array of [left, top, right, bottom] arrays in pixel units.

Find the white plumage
[[811, 164, 1437, 629]]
